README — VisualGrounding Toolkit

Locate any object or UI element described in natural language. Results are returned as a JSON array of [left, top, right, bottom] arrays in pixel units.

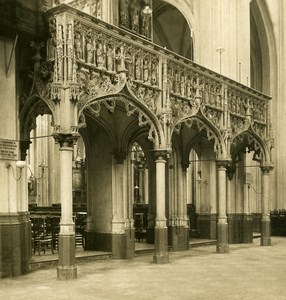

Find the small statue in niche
[[209, 84, 215, 105], [143, 58, 149, 83], [125, 50, 133, 78], [135, 56, 141, 80], [47, 31, 57, 60], [74, 32, 83, 60], [204, 82, 209, 103], [106, 45, 114, 71], [86, 37, 94, 63], [215, 86, 222, 107], [96, 42, 105, 69], [151, 60, 157, 86], [174, 71, 180, 94], [115, 45, 127, 72], [180, 73, 186, 96], [186, 77, 192, 98]]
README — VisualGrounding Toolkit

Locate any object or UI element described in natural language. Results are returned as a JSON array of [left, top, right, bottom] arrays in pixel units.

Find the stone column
[[138, 164, 144, 203], [243, 181, 253, 243], [54, 134, 77, 280], [153, 151, 169, 263], [216, 160, 229, 253], [260, 165, 273, 246], [144, 167, 149, 204]]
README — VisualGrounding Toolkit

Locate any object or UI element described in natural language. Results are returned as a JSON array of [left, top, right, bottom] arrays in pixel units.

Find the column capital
[[53, 133, 79, 148], [181, 161, 189, 172], [216, 159, 231, 169], [153, 150, 169, 161], [260, 164, 274, 174], [114, 151, 127, 164], [20, 140, 32, 161]]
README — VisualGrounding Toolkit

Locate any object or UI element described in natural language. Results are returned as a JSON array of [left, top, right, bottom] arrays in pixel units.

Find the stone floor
[[1, 236, 286, 300]]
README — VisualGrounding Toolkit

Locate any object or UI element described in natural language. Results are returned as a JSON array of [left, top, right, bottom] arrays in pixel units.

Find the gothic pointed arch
[[230, 130, 271, 166], [81, 90, 166, 150], [171, 115, 226, 159], [250, 0, 277, 95]]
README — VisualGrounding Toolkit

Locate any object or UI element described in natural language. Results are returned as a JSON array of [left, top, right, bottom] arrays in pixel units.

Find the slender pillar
[[216, 160, 229, 253], [153, 152, 169, 264], [138, 164, 144, 203], [243, 181, 253, 243], [260, 165, 273, 246], [182, 164, 190, 248], [55, 134, 77, 280]]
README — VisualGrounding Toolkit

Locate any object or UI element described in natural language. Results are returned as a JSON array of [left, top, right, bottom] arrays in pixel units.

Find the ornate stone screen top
[[40, 4, 272, 159]]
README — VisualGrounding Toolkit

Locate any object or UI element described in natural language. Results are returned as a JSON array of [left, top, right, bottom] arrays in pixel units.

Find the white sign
[[0, 139, 19, 160]]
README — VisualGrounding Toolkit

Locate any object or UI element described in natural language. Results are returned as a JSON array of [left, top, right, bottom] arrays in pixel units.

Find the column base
[[216, 243, 229, 253], [260, 237, 271, 246], [243, 215, 253, 244], [125, 228, 135, 259], [261, 220, 271, 246], [0, 214, 31, 278], [57, 266, 77, 280], [216, 222, 229, 254], [57, 235, 77, 280], [153, 253, 169, 264], [153, 227, 169, 264], [168, 225, 189, 251]]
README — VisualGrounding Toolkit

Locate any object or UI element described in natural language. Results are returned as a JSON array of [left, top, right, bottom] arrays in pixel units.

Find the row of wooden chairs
[[270, 210, 286, 236], [31, 213, 86, 255]]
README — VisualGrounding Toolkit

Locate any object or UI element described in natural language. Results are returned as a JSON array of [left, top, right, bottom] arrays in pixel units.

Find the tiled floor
[[1, 236, 286, 300]]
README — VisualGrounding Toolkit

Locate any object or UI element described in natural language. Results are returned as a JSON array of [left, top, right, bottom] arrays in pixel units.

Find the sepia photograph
[[0, 0, 285, 299]]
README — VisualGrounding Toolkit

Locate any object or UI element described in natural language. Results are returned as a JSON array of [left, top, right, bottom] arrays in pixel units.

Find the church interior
[[0, 0, 285, 283]]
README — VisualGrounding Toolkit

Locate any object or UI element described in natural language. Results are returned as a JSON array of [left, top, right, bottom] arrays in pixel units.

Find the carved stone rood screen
[[37, 4, 272, 160]]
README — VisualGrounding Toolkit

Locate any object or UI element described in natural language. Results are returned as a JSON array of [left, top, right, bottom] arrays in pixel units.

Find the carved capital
[[216, 159, 231, 169], [153, 150, 169, 161], [53, 133, 79, 148], [226, 164, 236, 181], [20, 140, 32, 161], [114, 151, 127, 164], [181, 161, 189, 172], [260, 165, 274, 174]]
